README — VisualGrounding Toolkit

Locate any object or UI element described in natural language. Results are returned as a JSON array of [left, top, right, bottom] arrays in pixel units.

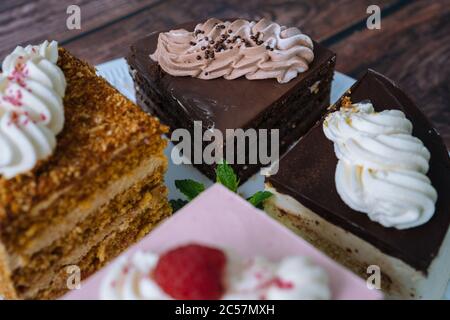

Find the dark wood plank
[[0, 0, 30, 12], [61, 0, 396, 64], [0, 0, 161, 60], [330, 0, 450, 147]]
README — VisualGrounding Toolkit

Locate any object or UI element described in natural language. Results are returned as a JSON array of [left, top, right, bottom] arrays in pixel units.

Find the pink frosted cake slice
[[63, 184, 382, 300]]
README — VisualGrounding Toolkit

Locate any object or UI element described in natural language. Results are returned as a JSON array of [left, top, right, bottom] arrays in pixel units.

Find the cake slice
[[264, 70, 450, 299], [0, 42, 171, 299], [127, 18, 336, 182]]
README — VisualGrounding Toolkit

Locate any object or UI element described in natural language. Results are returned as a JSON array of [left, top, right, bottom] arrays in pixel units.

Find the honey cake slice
[[0, 43, 171, 299]]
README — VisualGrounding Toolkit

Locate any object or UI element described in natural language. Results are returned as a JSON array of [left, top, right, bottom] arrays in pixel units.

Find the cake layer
[[4, 176, 169, 299], [0, 48, 168, 237], [32, 200, 171, 300], [264, 186, 450, 299], [11, 172, 166, 277], [6, 151, 166, 262]]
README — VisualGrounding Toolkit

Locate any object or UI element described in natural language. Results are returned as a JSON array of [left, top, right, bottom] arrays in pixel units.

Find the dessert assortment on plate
[[0, 17, 448, 300]]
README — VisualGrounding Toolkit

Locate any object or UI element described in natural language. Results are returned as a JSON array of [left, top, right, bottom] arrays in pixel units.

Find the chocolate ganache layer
[[267, 70, 450, 272]]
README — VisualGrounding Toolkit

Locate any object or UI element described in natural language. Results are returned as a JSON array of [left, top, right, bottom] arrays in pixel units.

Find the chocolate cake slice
[[264, 70, 450, 299], [127, 18, 336, 181]]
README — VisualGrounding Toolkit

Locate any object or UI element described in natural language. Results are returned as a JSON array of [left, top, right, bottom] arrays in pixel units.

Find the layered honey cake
[[0, 41, 171, 299]]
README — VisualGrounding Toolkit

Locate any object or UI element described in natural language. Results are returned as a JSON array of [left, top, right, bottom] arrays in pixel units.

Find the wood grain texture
[[0, 0, 162, 60], [60, 0, 396, 64], [330, 0, 450, 147], [0, 0, 448, 146]]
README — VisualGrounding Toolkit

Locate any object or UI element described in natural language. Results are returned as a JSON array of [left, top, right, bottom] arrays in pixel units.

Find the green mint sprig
[[215, 160, 240, 192], [169, 160, 272, 212], [247, 191, 273, 209], [175, 179, 205, 200]]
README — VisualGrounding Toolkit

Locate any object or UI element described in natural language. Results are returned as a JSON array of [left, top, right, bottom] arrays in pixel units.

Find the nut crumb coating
[[0, 48, 168, 223]]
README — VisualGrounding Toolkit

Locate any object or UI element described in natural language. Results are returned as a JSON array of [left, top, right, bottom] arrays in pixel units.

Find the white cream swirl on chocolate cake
[[0, 40, 65, 179], [150, 18, 314, 83], [323, 101, 437, 229]]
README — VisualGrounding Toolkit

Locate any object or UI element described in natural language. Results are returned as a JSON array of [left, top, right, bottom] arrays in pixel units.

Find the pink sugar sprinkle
[[40, 113, 47, 121], [3, 89, 23, 107], [7, 63, 28, 87], [7, 112, 20, 126], [122, 266, 129, 274], [273, 278, 294, 289]]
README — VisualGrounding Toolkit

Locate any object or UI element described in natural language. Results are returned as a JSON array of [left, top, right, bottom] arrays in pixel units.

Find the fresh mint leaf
[[169, 199, 189, 212], [215, 160, 239, 192], [175, 179, 205, 201], [247, 191, 273, 209]]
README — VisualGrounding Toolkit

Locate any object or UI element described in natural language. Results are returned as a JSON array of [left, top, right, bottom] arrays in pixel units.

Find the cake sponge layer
[[264, 186, 450, 299], [34, 200, 171, 300]]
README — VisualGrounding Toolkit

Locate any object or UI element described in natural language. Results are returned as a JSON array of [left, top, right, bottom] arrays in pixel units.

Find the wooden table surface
[[1, 0, 449, 147]]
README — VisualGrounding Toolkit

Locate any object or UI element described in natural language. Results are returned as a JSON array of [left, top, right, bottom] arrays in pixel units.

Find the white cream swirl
[[323, 102, 437, 229], [100, 250, 330, 300], [150, 18, 314, 83], [0, 111, 56, 179], [0, 40, 65, 179]]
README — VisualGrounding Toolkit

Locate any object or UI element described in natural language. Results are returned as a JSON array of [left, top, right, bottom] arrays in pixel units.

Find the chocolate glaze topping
[[268, 70, 450, 272]]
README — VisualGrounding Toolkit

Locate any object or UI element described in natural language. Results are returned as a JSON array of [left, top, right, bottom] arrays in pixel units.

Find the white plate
[[96, 58, 450, 300]]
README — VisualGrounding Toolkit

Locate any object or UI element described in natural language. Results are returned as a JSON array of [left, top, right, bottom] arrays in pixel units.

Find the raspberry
[[154, 244, 227, 300]]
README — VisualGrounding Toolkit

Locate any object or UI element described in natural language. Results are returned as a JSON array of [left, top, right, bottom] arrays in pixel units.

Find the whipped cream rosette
[[0, 40, 65, 179], [323, 101, 437, 229], [150, 18, 314, 83]]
